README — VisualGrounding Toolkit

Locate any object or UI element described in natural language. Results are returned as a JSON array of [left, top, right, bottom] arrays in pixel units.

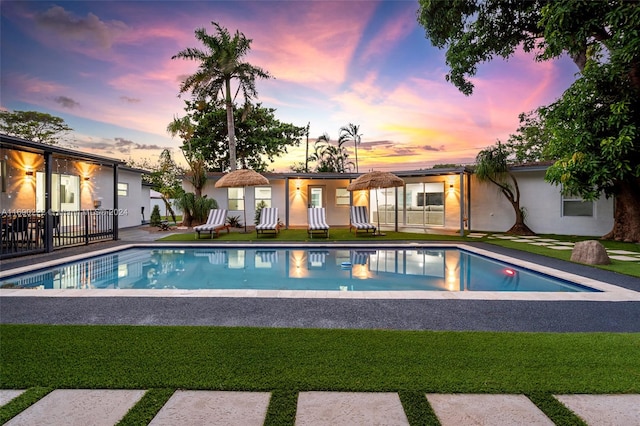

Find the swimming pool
[[0, 246, 598, 292]]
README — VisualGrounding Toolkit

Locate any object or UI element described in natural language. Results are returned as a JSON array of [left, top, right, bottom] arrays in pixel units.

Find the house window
[[562, 193, 593, 217], [228, 187, 244, 210], [117, 183, 129, 197], [336, 188, 350, 205], [36, 172, 80, 212], [255, 186, 272, 209]]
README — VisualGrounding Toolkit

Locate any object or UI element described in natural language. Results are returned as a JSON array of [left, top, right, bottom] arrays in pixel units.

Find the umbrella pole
[[375, 188, 385, 236]]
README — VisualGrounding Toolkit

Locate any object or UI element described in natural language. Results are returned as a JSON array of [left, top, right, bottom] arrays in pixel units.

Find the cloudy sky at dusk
[[1, 1, 579, 172]]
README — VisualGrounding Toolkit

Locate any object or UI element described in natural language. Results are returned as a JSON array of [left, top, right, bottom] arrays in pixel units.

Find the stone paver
[[607, 250, 640, 255], [426, 394, 554, 426], [149, 390, 270, 426], [2, 390, 640, 424], [296, 392, 409, 425], [548, 245, 574, 250], [609, 255, 640, 261], [0, 390, 25, 406], [555, 394, 640, 426], [5, 389, 145, 426]]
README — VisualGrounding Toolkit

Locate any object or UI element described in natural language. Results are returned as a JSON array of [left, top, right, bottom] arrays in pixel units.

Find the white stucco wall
[[470, 170, 614, 236]]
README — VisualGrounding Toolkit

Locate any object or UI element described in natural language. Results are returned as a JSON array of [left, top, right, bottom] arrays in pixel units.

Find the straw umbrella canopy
[[347, 171, 404, 236], [215, 169, 269, 233]]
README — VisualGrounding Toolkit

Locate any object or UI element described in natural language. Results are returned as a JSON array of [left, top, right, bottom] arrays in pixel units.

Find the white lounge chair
[[349, 206, 376, 235], [307, 207, 329, 238], [194, 209, 230, 239], [256, 207, 280, 237]]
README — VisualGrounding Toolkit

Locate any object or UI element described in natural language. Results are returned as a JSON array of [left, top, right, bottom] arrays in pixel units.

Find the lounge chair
[[308, 250, 329, 268], [351, 249, 377, 265], [307, 207, 329, 238], [349, 206, 376, 235], [194, 209, 230, 239], [256, 207, 280, 237]]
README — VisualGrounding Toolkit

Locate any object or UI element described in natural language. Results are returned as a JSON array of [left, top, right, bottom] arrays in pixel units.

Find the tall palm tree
[[172, 22, 271, 171], [339, 123, 362, 172]]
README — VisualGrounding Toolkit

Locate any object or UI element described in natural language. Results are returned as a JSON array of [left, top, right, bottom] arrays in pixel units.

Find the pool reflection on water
[[0, 248, 596, 292]]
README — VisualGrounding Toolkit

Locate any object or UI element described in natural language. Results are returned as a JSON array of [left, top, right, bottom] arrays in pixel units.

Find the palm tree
[[172, 22, 271, 171], [339, 123, 362, 172], [309, 133, 354, 173]]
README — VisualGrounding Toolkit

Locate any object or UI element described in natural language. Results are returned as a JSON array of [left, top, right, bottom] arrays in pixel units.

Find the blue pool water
[[0, 247, 598, 292]]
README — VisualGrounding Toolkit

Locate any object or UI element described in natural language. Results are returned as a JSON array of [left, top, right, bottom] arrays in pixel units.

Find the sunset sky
[[1, 1, 579, 172]]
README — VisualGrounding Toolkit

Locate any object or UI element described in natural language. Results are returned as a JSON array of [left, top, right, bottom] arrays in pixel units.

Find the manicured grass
[[2, 325, 638, 393], [483, 235, 640, 278], [160, 228, 465, 243]]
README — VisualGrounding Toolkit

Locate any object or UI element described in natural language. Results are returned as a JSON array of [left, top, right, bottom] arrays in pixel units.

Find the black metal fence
[[1, 210, 116, 259]]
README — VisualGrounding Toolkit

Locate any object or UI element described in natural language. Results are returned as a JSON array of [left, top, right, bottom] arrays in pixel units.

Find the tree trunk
[[495, 174, 535, 235], [603, 178, 640, 242], [225, 78, 237, 171]]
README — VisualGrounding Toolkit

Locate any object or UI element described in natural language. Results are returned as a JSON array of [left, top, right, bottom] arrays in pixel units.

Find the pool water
[[0, 247, 597, 292]]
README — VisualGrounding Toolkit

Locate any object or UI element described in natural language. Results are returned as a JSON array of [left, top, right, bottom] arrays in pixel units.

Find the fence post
[[84, 211, 89, 245]]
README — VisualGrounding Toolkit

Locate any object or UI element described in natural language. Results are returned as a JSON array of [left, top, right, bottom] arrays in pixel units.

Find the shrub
[[255, 200, 268, 225], [150, 205, 162, 226], [227, 215, 243, 228]]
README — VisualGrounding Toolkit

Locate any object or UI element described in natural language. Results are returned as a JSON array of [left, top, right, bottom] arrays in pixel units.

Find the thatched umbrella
[[347, 171, 404, 236], [215, 169, 269, 233]]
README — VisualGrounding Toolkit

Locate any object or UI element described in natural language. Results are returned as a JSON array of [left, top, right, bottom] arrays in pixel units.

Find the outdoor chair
[[308, 250, 329, 269], [349, 206, 376, 235], [194, 209, 230, 239], [256, 250, 278, 265], [194, 249, 227, 265], [351, 249, 377, 265], [307, 207, 329, 238], [256, 207, 280, 237]]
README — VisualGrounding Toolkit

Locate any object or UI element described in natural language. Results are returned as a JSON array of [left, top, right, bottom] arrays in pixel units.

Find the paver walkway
[[468, 233, 640, 262], [2, 389, 639, 425]]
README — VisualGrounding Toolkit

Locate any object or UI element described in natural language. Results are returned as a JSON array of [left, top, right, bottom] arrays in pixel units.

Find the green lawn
[[2, 230, 638, 424], [1, 325, 638, 424]]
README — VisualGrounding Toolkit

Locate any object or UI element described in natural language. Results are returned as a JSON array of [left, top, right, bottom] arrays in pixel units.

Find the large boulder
[[570, 240, 611, 265]]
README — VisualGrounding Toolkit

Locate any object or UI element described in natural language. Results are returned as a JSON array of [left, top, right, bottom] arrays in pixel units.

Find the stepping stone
[[548, 246, 574, 250], [296, 392, 409, 425], [150, 391, 270, 426], [536, 239, 559, 242], [496, 236, 517, 239], [529, 242, 553, 246], [555, 242, 575, 246], [426, 394, 553, 426], [0, 390, 25, 406], [608, 255, 640, 261], [555, 394, 640, 426], [5, 389, 145, 426], [607, 250, 640, 255], [467, 233, 486, 238], [511, 239, 536, 243]]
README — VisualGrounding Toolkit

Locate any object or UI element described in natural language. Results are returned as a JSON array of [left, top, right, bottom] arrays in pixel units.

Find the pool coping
[[1, 243, 639, 301]]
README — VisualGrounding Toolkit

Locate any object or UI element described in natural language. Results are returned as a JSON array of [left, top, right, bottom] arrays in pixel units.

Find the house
[[1, 134, 148, 258], [184, 164, 613, 237]]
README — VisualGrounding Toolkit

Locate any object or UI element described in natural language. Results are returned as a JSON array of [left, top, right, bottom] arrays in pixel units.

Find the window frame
[[335, 188, 350, 206], [227, 187, 245, 211], [561, 191, 594, 217], [254, 186, 272, 210], [117, 182, 129, 197]]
